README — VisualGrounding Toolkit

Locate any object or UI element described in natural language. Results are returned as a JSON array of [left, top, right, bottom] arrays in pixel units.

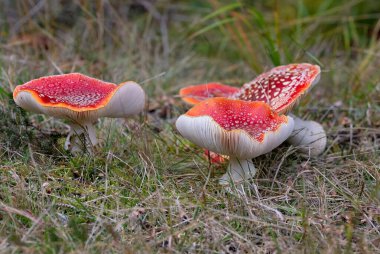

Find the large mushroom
[[13, 73, 145, 154], [176, 98, 294, 185]]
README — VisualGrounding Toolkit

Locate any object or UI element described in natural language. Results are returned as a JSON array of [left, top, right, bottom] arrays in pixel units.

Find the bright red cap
[[13, 73, 118, 111], [179, 83, 239, 105], [233, 63, 321, 114], [13, 73, 145, 123], [176, 98, 294, 159], [185, 98, 288, 143]]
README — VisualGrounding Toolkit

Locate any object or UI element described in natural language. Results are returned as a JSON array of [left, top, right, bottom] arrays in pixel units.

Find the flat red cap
[[13, 73, 118, 111], [233, 63, 320, 114], [180, 83, 239, 105], [185, 98, 289, 143]]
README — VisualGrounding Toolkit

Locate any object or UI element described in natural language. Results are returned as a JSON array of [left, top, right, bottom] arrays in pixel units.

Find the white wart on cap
[[13, 73, 145, 154], [176, 97, 294, 185]]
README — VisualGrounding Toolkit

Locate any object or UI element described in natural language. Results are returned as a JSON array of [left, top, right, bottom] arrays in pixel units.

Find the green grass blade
[[189, 17, 235, 39], [200, 2, 242, 23]]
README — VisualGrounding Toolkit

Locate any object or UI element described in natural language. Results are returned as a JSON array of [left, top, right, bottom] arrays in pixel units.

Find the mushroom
[[287, 115, 327, 157], [179, 82, 239, 105], [13, 73, 145, 154], [233, 63, 321, 114], [176, 98, 294, 185]]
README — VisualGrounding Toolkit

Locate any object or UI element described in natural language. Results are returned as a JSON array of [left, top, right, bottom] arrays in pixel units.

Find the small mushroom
[[176, 98, 294, 185], [233, 63, 321, 114], [287, 115, 327, 157], [13, 73, 145, 154], [179, 82, 239, 105]]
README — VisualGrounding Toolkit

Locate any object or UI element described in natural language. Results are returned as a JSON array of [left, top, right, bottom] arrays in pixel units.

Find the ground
[[0, 1, 379, 253]]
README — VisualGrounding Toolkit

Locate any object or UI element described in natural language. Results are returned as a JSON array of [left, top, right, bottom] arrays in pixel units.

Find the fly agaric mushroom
[[287, 115, 327, 157], [13, 73, 145, 154], [179, 82, 239, 105], [233, 63, 321, 114], [176, 98, 294, 185]]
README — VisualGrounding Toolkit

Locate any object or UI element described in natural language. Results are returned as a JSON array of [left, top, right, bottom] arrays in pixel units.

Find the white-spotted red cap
[[13, 73, 145, 122], [176, 98, 294, 159], [233, 63, 321, 114], [180, 82, 239, 105]]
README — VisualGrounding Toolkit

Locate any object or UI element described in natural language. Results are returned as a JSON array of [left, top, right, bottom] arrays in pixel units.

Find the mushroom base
[[219, 158, 256, 185], [64, 122, 97, 154]]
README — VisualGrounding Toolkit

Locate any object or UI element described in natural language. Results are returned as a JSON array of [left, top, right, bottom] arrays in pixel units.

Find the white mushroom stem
[[64, 121, 97, 154], [287, 115, 327, 157], [219, 158, 256, 185]]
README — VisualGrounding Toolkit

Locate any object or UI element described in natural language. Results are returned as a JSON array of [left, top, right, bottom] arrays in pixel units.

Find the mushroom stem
[[219, 158, 256, 185], [64, 121, 97, 154]]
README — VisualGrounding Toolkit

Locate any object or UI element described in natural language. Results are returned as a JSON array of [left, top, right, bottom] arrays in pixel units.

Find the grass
[[0, 0, 379, 253]]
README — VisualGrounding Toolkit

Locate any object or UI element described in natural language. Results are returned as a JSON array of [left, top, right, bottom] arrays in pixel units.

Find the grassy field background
[[0, 1, 379, 253]]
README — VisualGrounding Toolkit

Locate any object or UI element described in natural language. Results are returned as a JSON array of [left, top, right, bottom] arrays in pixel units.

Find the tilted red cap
[[233, 63, 321, 114], [179, 83, 239, 105]]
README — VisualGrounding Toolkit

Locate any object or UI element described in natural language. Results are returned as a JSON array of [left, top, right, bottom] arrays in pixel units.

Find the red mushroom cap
[[233, 63, 321, 114], [185, 98, 289, 143], [13, 73, 145, 123], [179, 83, 239, 105], [176, 98, 294, 159], [13, 73, 119, 111]]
